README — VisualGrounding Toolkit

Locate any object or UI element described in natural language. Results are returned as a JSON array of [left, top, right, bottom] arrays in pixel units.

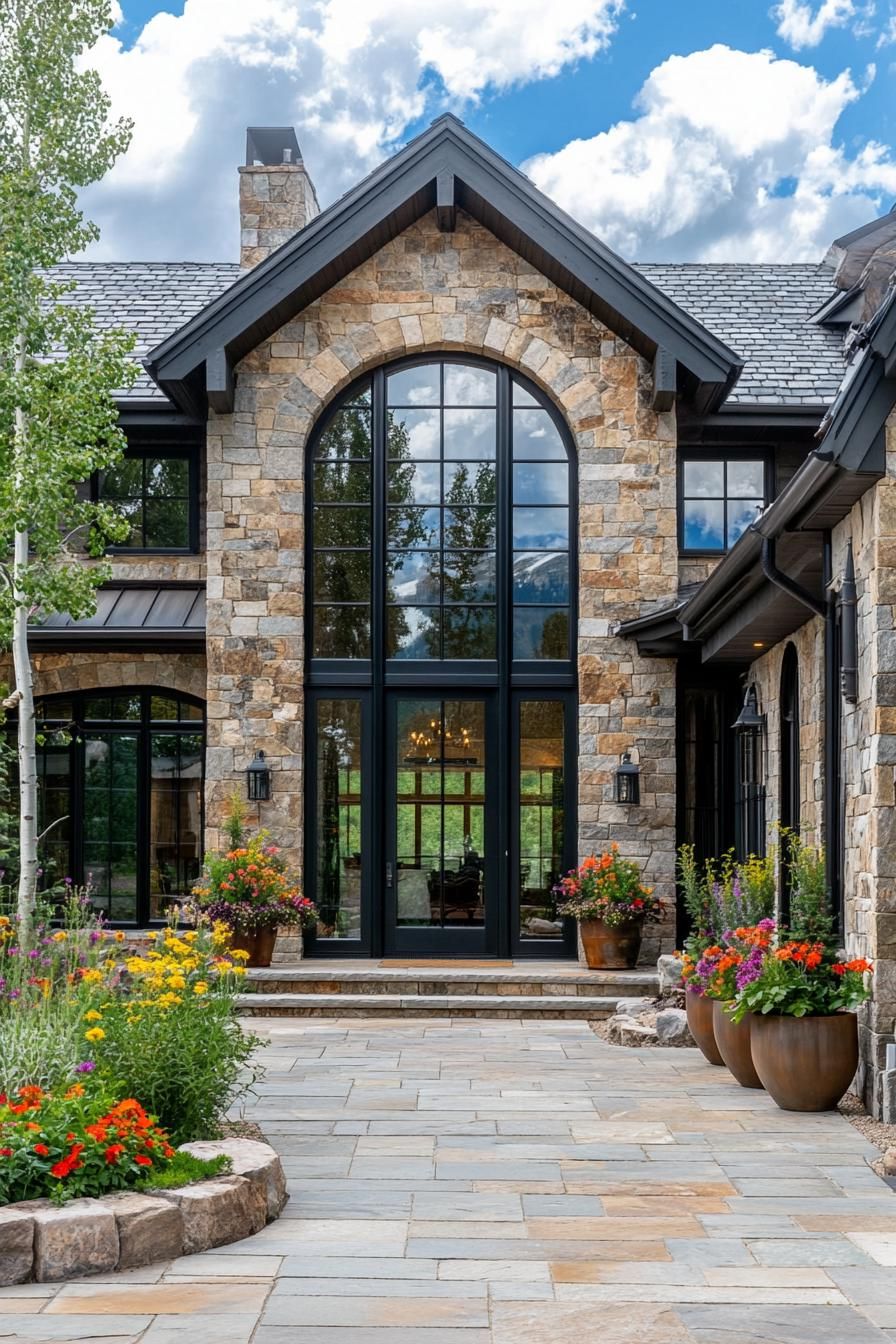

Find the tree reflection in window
[[311, 360, 573, 663]]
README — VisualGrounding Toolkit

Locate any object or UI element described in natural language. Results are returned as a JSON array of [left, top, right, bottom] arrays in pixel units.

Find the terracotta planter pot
[[712, 1001, 763, 1089], [227, 928, 277, 968], [685, 992, 725, 1065], [749, 1012, 858, 1112], [579, 918, 642, 969]]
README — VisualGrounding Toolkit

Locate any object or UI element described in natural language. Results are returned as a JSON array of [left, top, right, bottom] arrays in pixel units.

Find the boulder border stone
[[0, 1139, 285, 1286]]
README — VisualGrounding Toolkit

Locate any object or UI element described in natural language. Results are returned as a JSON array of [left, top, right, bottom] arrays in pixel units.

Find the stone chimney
[[239, 127, 319, 269]]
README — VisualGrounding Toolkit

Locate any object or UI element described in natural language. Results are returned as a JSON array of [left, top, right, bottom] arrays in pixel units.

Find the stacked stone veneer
[[206, 207, 680, 952], [745, 411, 896, 1115], [239, 162, 319, 269]]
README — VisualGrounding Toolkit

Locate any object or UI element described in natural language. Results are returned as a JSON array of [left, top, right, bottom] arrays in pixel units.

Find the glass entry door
[[385, 694, 497, 954]]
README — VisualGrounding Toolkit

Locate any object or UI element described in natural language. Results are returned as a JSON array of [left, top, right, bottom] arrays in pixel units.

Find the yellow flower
[[115, 931, 126, 943], [84, 1026, 105, 1042], [167, 974, 186, 991], [84, 1009, 102, 1022], [193, 981, 209, 996], [52, 930, 67, 942], [81, 969, 103, 985], [230, 949, 251, 962], [0, 915, 9, 927], [231, 965, 247, 977]]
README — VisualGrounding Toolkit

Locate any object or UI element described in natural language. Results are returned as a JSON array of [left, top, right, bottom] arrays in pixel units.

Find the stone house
[[26, 119, 896, 1113]]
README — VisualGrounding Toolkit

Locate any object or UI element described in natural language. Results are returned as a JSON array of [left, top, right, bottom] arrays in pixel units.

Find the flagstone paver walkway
[[4, 1018, 896, 1343]]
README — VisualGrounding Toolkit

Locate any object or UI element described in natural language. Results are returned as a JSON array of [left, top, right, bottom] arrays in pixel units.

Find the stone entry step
[[235, 991, 639, 1018], [239, 961, 658, 1018]]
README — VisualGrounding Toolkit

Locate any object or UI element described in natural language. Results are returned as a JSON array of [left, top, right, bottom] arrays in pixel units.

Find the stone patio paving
[[4, 1018, 896, 1342]]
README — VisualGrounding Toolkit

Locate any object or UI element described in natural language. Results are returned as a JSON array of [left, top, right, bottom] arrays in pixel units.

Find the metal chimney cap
[[245, 127, 302, 167]]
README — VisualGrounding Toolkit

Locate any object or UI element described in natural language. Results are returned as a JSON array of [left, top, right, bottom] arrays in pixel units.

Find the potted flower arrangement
[[676, 845, 775, 1067], [555, 846, 661, 969], [701, 921, 775, 1088], [188, 799, 316, 967], [730, 939, 872, 1110]]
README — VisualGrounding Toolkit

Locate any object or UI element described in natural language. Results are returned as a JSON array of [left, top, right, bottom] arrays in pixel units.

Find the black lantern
[[732, 685, 765, 789], [615, 751, 640, 805], [246, 750, 271, 802]]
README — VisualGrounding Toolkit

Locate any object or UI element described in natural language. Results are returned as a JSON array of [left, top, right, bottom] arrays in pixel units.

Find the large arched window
[[306, 356, 577, 958], [26, 689, 205, 925]]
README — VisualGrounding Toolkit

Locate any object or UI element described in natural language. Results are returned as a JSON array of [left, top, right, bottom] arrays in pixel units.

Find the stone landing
[[237, 961, 658, 1019]]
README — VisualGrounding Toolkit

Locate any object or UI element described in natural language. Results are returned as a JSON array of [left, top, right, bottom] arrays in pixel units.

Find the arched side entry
[[304, 354, 578, 958]]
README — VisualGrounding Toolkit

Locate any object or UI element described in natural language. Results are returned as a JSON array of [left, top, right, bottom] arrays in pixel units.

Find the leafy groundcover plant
[[0, 1084, 175, 1205], [555, 846, 662, 928], [730, 941, 872, 1022]]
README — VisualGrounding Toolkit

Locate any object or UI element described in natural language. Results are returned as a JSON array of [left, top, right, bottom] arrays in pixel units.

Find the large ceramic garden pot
[[579, 918, 642, 970], [227, 928, 277, 969], [685, 992, 725, 1065], [749, 1012, 858, 1111], [712, 1000, 763, 1089]]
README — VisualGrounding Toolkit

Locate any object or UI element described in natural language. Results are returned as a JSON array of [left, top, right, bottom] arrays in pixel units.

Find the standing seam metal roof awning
[[30, 585, 206, 650]]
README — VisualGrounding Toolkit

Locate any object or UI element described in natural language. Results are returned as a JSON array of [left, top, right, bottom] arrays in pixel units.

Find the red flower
[[104, 1144, 125, 1164], [134, 1154, 153, 1167], [0, 1147, 12, 1158], [33, 1143, 50, 1157]]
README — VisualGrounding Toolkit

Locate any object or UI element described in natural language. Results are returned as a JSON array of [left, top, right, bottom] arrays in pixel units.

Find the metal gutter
[[760, 537, 826, 619]]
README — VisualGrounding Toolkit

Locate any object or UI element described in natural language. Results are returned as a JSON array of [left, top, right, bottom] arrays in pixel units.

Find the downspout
[[759, 536, 827, 620]]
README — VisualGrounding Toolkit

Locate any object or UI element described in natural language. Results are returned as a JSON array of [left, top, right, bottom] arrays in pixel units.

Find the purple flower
[[74, 1060, 96, 1074]]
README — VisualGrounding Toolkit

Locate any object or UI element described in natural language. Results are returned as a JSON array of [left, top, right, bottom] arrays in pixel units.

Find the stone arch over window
[[20, 687, 206, 925]]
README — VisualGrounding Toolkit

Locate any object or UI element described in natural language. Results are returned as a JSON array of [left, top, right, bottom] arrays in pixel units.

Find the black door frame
[[305, 354, 579, 960], [383, 689, 499, 956]]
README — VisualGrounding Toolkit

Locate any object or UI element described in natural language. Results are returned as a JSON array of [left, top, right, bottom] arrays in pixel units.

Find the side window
[[98, 451, 196, 551], [679, 457, 765, 553]]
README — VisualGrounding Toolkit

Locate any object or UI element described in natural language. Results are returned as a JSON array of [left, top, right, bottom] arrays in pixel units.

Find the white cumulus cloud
[[81, 0, 623, 260], [523, 44, 896, 261], [771, 0, 857, 49]]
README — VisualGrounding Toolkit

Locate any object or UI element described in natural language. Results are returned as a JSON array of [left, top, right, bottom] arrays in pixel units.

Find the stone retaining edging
[[0, 1138, 287, 1285]]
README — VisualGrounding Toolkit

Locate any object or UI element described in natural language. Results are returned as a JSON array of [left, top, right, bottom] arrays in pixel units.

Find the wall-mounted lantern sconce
[[732, 684, 765, 790], [246, 750, 272, 802], [615, 751, 640, 805]]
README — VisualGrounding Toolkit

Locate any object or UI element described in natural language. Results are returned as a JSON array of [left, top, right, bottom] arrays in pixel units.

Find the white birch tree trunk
[[13, 327, 38, 936]]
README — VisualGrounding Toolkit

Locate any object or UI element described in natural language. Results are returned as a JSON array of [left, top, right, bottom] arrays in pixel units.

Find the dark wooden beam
[[652, 347, 676, 411], [436, 171, 456, 232], [206, 347, 234, 414]]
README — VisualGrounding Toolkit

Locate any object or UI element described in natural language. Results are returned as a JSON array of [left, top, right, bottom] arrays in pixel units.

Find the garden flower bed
[[0, 894, 284, 1282]]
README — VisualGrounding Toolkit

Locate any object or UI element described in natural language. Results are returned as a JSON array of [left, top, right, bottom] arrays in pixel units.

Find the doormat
[[379, 959, 515, 969]]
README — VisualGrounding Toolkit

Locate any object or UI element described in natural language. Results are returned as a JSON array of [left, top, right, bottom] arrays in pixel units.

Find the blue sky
[[86, 1, 896, 262]]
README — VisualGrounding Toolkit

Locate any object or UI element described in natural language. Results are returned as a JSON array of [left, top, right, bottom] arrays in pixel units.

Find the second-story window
[[679, 456, 766, 554], [99, 450, 196, 552]]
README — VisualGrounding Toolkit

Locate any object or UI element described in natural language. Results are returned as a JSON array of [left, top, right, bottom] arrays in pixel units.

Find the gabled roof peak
[[146, 117, 742, 416]]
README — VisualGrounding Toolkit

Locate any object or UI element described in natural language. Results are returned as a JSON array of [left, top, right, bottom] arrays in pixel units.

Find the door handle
[[385, 861, 394, 888]]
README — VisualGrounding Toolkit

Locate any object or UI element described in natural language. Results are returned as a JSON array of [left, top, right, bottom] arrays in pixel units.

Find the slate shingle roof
[[50, 258, 846, 408], [49, 261, 241, 402]]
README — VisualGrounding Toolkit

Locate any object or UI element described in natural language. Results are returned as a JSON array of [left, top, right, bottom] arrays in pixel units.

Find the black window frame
[[94, 443, 200, 555], [305, 355, 579, 959], [677, 449, 771, 557], [28, 687, 206, 926]]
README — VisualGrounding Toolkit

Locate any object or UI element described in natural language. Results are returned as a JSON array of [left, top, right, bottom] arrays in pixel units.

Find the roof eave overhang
[[144, 118, 742, 416], [676, 297, 896, 661], [28, 630, 205, 653]]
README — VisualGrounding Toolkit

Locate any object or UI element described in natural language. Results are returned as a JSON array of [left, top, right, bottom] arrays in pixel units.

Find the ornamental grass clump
[[555, 846, 662, 927]]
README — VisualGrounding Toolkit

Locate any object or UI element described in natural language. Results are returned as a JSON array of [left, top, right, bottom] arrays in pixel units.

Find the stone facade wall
[[743, 411, 896, 1115], [746, 615, 826, 848], [205, 207, 680, 951], [239, 163, 319, 269], [23, 651, 207, 702]]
